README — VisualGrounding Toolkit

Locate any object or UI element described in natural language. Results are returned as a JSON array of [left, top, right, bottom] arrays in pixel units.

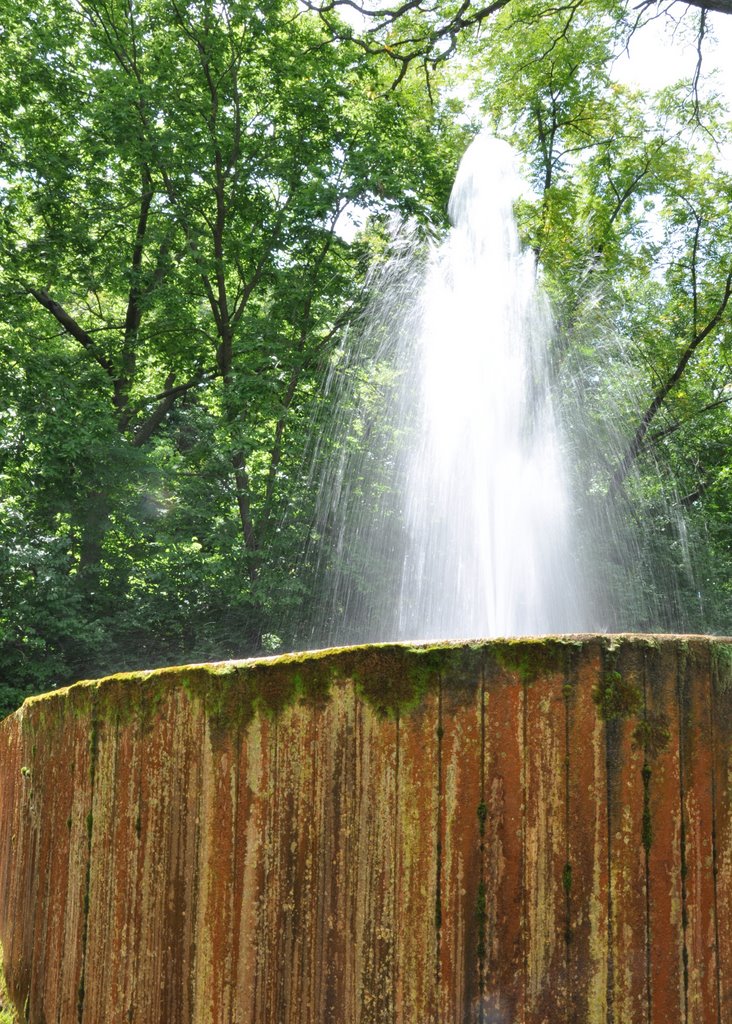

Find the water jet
[[312, 135, 593, 646]]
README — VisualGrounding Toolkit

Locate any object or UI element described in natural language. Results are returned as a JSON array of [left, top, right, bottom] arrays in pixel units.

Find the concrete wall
[[0, 636, 731, 1023]]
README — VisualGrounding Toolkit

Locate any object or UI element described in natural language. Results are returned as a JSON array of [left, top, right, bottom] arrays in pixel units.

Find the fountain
[[313, 134, 593, 645], [2, 637, 731, 1023], [0, 135, 727, 1024]]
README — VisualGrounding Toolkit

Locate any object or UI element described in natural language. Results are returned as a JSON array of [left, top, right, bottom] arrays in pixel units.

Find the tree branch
[[133, 370, 218, 409], [610, 263, 732, 493], [26, 287, 115, 376], [647, 391, 732, 444], [132, 373, 178, 447], [634, 0, 732, 15]]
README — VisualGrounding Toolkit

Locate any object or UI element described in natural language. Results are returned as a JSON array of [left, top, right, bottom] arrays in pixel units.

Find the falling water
[[309, 134, 593, 644], [308, 132, 708, 646], [396, 135, 585, 638]]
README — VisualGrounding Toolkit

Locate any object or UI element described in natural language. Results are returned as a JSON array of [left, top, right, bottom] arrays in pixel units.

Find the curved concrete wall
[[0, 636, 731, 1023]]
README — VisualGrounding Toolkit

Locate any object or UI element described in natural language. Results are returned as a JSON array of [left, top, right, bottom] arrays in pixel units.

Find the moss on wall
[[2, 635, 731, 1024]]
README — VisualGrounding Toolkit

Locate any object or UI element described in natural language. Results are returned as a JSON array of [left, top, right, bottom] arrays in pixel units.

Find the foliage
[[464, 0, 732, 629], [0, 0, 467, 710], [2, 0, 732, 713]]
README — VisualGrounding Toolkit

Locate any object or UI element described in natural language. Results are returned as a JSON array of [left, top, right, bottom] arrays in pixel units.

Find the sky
[[614, 9, 732, 169], [335, 6, 732, 239], [614, 9, 732, 98]]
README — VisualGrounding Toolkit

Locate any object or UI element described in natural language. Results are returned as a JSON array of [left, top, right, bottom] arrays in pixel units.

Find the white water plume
[[312, 134, 594, 643]]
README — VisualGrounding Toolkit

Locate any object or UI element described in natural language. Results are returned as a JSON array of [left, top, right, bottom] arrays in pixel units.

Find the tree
[[0, 0, 467, 697], [3, 0, 732, 714], [465, 0, 732, 627], [303, 0, 732, 89]]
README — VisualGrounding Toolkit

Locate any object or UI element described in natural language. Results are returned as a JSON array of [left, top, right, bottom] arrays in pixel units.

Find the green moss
[[489, 638, 581, 684], [88, 719, 98, 783], [20, 639, 581, 731], [562, 862, 573, 894], [641, 763, 653, 853], [8, 638, 659, 749], [476, 879, 487, 921], [633, 712, 671, 760], [94, 674, 169, 731], [476, 878, 487, 961], [12, 642, 452, 741], [593, 670, 643, 721], [0, 942, 19, 1024], [477, 802, 487, 836], [349, 645, 440, 717], [712, 642, 732, 693], [77, 976, 85, 1022], [0, 1002, 17, 1023], [181, 654, 336, 743], [76, 694, 99, 1024]]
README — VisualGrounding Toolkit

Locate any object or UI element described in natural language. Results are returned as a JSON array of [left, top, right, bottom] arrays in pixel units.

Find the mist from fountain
[[395, 135, 588, 638], [307, 132, 705, 647], [309, 134, 598, 644]]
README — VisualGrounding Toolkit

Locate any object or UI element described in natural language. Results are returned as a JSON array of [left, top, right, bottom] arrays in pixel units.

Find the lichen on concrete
[[0, 635, 730, 1023]]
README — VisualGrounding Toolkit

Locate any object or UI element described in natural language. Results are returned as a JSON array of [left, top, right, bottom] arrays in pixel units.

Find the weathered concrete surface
[[0, 635, 731, 1024]]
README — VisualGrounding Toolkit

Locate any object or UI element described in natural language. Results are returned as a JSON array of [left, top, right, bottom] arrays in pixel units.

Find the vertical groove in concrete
[[264, 717, 279, 1024], [642, 651, 653, 1024], [251, 712, 276, 1024], [361, 692, 397, 1024], [611, 643, 648, 1024], [482, 661, 525, 1024], [439, 669, 482, 1024], [602, 647, 615, 1024], [711, 645, 732, 1018], [677, 650, 691, 1024], [392, 712, 400, 1024], [524, 655, 566, 1023], [566, 639, 607, 1024], [76, 694, 99, 1024], [679, 642, 719, 1024], [563, 656, 572, 1024], [647, 641, 685, 1024], [83, 712, 122, 1022], [435, 678, 443, 997], [597, 641, 649, 1024], [312, 692, 343, 1024], [477, 675, 486, 1022], [129, 714, 146, 1023], [396, 691, 437, 1023], [521, 675, 528, 1022], [173, 699, 205, 1024], [708, 654, 722, 1024], [604, 734, 614, 1024]]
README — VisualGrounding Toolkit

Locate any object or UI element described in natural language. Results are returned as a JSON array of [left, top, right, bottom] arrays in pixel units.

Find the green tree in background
[[0, 0, 466, 710], [466, 0, 732, 627], [2, 0, 732, 716], [303, 0, 732, 634]]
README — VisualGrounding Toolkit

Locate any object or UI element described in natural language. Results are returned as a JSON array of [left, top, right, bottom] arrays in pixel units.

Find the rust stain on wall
[[0, 636, 730, 1024]]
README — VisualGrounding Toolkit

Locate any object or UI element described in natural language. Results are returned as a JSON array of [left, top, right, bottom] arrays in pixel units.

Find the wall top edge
[[7, 633, 731, 727]]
